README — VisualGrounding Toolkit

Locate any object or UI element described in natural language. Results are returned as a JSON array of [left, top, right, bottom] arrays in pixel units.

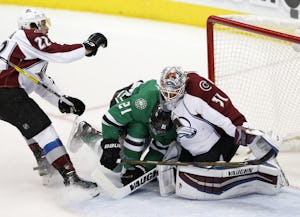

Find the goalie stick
[[91, 167, 158, 199], [119, 149, 276, 167], [0, 56, 75, 109], [273, 158, 290, 187]]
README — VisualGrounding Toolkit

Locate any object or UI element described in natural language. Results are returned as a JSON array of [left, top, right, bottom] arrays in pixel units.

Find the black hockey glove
[[58, 96, 85, 116], [100, 139, 121, 170], [121, 165, 147, 186], [83, 32, 107, 57]]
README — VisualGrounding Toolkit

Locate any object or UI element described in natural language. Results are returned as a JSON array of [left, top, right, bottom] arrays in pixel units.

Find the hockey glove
[[234, 126, 258, 146], [121, 165, 147, 186], [83, 32, 107, 57], [58, 96, 85, 116], [235, 126, 280, 161], [100, 139, 121, 170], [247, 130, 280, 160]]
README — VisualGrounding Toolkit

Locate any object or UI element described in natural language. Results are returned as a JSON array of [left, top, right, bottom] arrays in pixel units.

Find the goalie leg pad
[[175, 164, 281, 200], [157, 165, 176, 196]]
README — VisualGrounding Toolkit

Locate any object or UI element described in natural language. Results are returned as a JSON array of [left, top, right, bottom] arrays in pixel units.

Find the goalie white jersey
[[172, 72, 247, 156]]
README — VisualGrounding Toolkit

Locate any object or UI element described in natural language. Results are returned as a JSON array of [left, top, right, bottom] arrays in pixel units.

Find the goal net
[[207, 15, 300, 151]]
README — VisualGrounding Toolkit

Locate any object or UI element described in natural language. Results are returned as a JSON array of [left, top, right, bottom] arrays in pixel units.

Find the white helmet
[[17, 8, 49, 31], [159, 66, 187, 107]]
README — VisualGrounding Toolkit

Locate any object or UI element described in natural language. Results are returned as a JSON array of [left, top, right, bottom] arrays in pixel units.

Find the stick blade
[[91, 168, 129, 199], [91, 167, 158, 199]]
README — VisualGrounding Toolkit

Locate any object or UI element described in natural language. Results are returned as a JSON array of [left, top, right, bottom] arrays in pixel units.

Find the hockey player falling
[[0, 8, 107, 197], [68, 67, 286, 199], [68, 79, 177, 185]]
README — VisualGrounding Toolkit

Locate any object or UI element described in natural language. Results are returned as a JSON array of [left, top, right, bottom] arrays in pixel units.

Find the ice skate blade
[[67, 117, 84, 153]]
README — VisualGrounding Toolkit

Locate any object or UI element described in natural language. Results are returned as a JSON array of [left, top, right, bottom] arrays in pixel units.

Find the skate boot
[[63, 171, 100, 197], [30, 143, 56, 185], [67, 118, 102, 153], [33, 154, 54, 177], [68, 118, 93, 152], [31, 145, 54, 177]]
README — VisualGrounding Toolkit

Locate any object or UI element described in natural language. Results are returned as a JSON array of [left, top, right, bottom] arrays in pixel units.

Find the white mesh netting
[[208, 15, 300, 151]]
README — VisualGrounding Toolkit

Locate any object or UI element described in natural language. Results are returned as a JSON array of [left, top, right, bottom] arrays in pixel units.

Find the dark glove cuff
[[135, 165, 147, 174], [102, 143, 121, 149], [101, 139, 119, 146]]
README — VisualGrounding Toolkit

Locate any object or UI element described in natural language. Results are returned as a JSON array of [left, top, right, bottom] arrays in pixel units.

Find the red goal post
[[206, 15, 300, 151]]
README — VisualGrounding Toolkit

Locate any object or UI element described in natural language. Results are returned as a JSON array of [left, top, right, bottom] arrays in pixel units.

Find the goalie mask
[[17, 8, 50, 31], [159, 66, 187, 108], [149, 103, 174, 135]]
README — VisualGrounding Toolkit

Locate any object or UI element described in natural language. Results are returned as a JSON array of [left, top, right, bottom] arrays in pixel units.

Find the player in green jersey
[[68, 79, 177, 185]]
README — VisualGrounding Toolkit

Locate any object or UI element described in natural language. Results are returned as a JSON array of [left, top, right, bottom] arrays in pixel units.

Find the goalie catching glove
[[100, 139, 121, 170], [121, 165, 147, 186], [83, 32, 107, 57], [58, 96, 85, 116], [235, 125, 281, 160]]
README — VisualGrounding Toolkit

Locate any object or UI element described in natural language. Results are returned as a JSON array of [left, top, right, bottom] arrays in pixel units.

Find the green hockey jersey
[[102, 79, 176, 170], [102, 79, 160, 140]]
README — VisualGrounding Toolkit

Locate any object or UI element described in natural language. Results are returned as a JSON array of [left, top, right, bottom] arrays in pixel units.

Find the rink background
[[0, 0, 239, 27], [0, 5, 299, 217]]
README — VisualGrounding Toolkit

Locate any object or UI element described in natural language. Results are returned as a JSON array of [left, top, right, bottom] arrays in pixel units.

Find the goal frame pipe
[[206, 15, 300, 82]]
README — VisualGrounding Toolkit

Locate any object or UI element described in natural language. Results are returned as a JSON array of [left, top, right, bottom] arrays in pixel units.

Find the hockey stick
[[120, 149, 276, 167], [91, 167, 158, 199], [0, 56, 74, 108], [273, 158, 290, 187], [120, 159, 247, 167]]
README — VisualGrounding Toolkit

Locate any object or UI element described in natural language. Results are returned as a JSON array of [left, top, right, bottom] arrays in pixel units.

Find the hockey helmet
[[17, 8, 50, 31], [159, 66, 187, 106], [149, 103, 173, 135]]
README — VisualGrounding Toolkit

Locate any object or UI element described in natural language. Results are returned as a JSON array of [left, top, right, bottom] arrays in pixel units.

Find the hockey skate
[[33, 154, 56, 186], [67, 118, 93, 153], [63, 171, 100, 197], [33, 155, 52, 176]]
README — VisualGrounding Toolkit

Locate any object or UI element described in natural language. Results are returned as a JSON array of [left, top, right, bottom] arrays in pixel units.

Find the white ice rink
[[0, 5, 299, 217]]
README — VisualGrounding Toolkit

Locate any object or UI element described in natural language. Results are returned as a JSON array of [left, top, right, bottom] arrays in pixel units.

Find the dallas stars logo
[[135, 98, 147, 110]]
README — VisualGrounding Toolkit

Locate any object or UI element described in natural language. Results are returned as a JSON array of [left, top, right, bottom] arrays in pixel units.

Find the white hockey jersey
[[172, 72, 247, 156], [0, 29, 85, 106]]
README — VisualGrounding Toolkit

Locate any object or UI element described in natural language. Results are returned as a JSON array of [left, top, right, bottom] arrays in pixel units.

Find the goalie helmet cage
[[207, 15, 300, 151]]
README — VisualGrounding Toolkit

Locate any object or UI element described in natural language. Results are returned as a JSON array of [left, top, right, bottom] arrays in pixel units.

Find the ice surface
[[0, 5, 299, 217]]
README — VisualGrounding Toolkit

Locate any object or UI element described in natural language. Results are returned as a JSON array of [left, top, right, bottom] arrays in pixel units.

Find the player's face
[[40, 20, 50, 34], [160, 88, 182, 102], [161, 90, 176, 100]]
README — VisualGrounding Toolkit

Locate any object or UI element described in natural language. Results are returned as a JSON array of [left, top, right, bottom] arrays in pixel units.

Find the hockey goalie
[[156, 67, 288, 200]]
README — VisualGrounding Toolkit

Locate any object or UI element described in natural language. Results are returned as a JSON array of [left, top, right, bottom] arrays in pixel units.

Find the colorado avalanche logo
[[199, 80, 212, 91], [177, 117, 197, 139], [134, 98, 147, 110]]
